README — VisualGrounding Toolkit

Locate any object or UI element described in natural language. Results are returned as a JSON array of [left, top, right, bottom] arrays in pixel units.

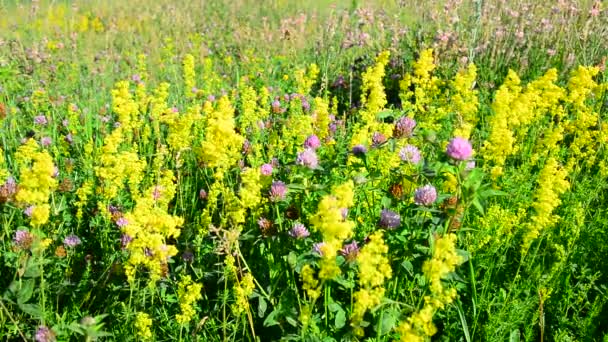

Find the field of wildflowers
[[0, 0, 607, 341]]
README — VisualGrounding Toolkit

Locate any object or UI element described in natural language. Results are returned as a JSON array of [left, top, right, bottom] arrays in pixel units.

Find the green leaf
[[17, 279, 35, 304], [258, 297, 267, 318], [376, 110, 394, 120], [471, 197, 484, 215], [285, 315, 298, 327], [22, 260, 42, 278], [263, 307, 280, 327], [334, 309, 346, 329], [18, 303, 42, 318], [509, 329, 521, 342]]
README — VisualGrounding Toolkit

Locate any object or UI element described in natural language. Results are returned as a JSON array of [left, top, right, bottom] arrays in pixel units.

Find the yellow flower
[[134, 312, 152, 339], [176, 275, 203, 325]]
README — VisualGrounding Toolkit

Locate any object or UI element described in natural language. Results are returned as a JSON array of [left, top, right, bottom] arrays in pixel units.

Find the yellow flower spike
[[183, 54, 196, 98], [134, 312, 153, 339], [176, 275, 203, 325]]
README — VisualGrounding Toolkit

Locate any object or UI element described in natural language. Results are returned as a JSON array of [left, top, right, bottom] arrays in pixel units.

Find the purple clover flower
[[414, 185, 438, 206], [446, 137, 473, 161], [13, 229, 32, 247], [116, 217, 128, 227], [63, 234, 82, 247], [199, 189, 208, 200], [40, 137, 52, 147], [269, 181, 288, 202], [351, 144, 368, 156], [35, 326, 56, 342], [394, 116, 416, 138], [260, 163, 273, 176], [34, 115, 48, 126], [296, 149, 318, 169], [24, 206, 35, 217], [289, 223, 310, 239], [304, 135, 321, 149], [379, 209, 401, 229], [271, 100, 281, 113], [399, 145, 422, 165], [372, 132, 387, 147], [121, 234, 132, 249], [313, 242, 326, 256], [340, 241, 360, 262]]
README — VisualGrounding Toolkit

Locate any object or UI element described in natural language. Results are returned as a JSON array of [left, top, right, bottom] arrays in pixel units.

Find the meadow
[[0, 0, 607, 341]]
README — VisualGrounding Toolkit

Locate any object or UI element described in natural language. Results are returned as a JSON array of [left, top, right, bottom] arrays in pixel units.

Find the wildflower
[[13, 229, 33, 249], [134, 312, 152, 339], [199, 189, 207, 200], [371, 132, 387, 147], [64, 134, 73, 144], [175, 275, 203, 325], [35, 326, 56, 342], [296, 149, 318, 169], [304, 134, 321, 149], [63, 234, 82, 247], [260, 163, 273, 176], [399, 145, 422, 164], [269, 181, 288, 202], [340, 241, 359, 261], [271, 100, 281, 113], [394, 116, 416, 138], [116, 217, 128, 227], [340, 208, 349, 220], [0, 176, 17, 200], [24, 206, 34, 217], [232, 273, 255, 315], [313, 242, 326, 256], [415, 185, 438, 206], [182, 250, 194, 262], [446, 137, 473, 161], [120, 234, 132, 249], [40, 137, 52, 147], [351, 144, 368, 156], [257, 217, 272, 231], [379, 209, 401, 229], [34, 115, 48, 125], [289, 222, 310, 239], [466, 161, 476, 171]]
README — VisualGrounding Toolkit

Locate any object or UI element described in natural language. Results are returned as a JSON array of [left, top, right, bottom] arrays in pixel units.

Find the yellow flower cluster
[[472, 205, 525, 253], [309, 181, 355, 281], [239, 167, 264, 210], [522, 158, 570, 253], [400, 49, 443, 131], [350, 51, 392, 148], [300, 264, 320, 300], [237, 84, 260, 133], [122, 171, 184, 283], [198, 96, 245, 178], [351, 231, 392, 333], [134, 312, 152, 339], [396, 234, 463, 341], [563, 66, 603, 170], [232, 273, 255, 315], [279, 97, 314, 155], [164, 104, 202, 156], [482, 69, 565, 179], [111, 81, 139, 132], [14, 139, 58, 226], [450, 64, 479, 139], [313, 97, 331, 140], [183, 54, 196, 98], [0, 146, 8, 184], [176, 275, 203, 325], [295, 63, 320, 95]]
